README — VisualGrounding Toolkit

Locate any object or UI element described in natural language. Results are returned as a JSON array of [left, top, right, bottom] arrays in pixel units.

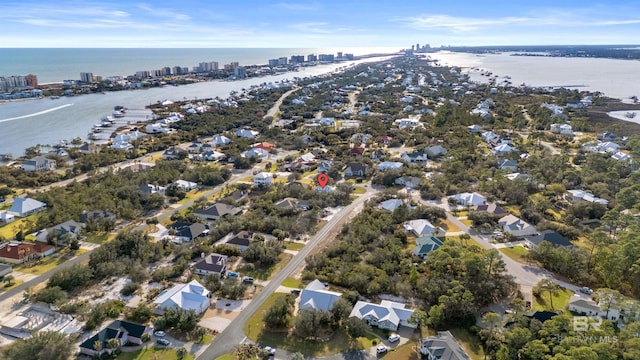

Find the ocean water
[[428, 51, 640, 100], [0, 47, 400, 83], [0, 50, 396, 156]]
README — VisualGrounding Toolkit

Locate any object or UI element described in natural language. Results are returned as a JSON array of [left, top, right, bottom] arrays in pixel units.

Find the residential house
[[467, 124, 483, 134], [370, 149, 386, 161], [35, 220, 84, 245], [498, 214, 537, 237], [413, 236, 443, 259], [566, 190, 609, 206], [187, 142, 203, 154], [481, 131, 499, 143], [241, 147, 269, 158], [162, 146, 185, 160], [236, 129, 259, 139], [138, 184, 166, 195], [173, 180, 198, 191], [379, 199, 407, 212], [612, 151, 632, 161], [318, 117, 335, 126], [7, 198, 46, 217], [0, 212, 15, 224], [193, 253, 228, 277], [20, 156, 56, 172], [202, 150, 226, 161], [377, 161, 404, 172], [169, 222, 207, 243], [80, 210, 116, 224], [376, 135, 392, 145], [425, 145, 447, 159], [275, 197, 298, 208], [493, 144, 517, 156], [212, 135, 232, 146], [420, 331, 471, 360], [254, 142, 276, 151], [395, 176, 421, 189], [79, 143, 100, 154], [401, 151, 428, 164], [0, 242, 54, 264], [153, 279, 211, 315], [349, 300, 416, 331], [498, 159, 518, 172], [403, 219, 444, 237], [344, 162, 366, 177], [79, 320, 150, 357], [193, 203, 242, 221], [299, 279, 342, 312], [253, 172, 273, 187], [317, 161, 333, 174], [394, 118, 421, 129], [225, 231, 253, 251], [474, 203, 507, 215], [568, 297, 603, 317], [349, 147, 366, 157], [523, 230, 573, 248], [448, 192, 487, 207], [550, 123, 573, 136], [506, 172, 530, 181]]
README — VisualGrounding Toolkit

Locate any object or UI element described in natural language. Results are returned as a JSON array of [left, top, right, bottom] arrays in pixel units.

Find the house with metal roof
[[299, 279, 342, 313], [153, 280, 211, 315]]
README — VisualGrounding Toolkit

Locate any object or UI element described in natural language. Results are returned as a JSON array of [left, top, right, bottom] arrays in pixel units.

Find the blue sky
[[2, 0, 640, 47]]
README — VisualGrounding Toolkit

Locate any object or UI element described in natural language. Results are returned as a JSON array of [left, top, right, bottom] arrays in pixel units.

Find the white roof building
[[212, 135, 232, 146], [8, 198, 47, 217], [448, 192, 487, 207], [349, 300, 416, 331], [403, 219, 443, 237], [153, 280, 210, 315], [299, 280, 342, 313]]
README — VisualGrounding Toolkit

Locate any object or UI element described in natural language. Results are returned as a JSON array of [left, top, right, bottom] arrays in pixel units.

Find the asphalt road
[[196, 188, 377, 360]]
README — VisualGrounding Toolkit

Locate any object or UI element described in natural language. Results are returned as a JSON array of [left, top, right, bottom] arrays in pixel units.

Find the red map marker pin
[[317, 173, 329, 189]]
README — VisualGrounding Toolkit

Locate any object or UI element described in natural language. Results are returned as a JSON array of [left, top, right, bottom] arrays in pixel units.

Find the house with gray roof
[[8, 198, 46, 217], [35, 220, 84, 244], [404, 219, 444, 237], [425, 145, 447, 159], [498, 214, 537, 237], [420, 331, 471, 360], [20, 156, 56, 172], [349, 300, 416, 331], [193, 253, 228, 277], [153, 279, 210, 315], [299, 279, 342, 313], [194, 202, 242, 221]]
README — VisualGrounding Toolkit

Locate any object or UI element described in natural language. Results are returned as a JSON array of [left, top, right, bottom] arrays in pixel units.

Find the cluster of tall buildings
[[0, 74, 38, 92], [268, 52, 354, 67]]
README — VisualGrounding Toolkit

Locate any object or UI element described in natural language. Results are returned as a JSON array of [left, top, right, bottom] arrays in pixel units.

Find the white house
[[153, 280, 210, 315], [241, 148, 269, 158], [253, 172, 273, 187], [566, 190, 609, 205], [349, 300, 416, 331], [0, 212, 15, 224], [377, 161, 404, 172], [379, 199, 407, 212], [236, 129, 259, 139], [492, 144, 517, 156], [498, 214, 537, 237], [612, 151, 631, 161], [403, 219, 444, 237], [212, 135, 232, 146], [8, 198, 47, 217], [467, 124, 483, 134], [20, 156, 56, 172], [448, 192, 487, 207], [173, 180, 198, 191], [550, 123, 573, 136], [394, 118, 421, 129], [299, 279, 342, 313], [568, 296, 603, 317]]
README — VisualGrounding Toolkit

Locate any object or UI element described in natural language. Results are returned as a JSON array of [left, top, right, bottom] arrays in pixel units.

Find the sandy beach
[[608, 110, 640, 125]]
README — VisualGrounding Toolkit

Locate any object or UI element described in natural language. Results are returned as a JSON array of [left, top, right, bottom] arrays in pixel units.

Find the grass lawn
[[442, 219, 461, 232], [352, 186, 366, 194], [504, 205, 521, 217], [546, 208, 563, 221], [450, 328, 485, 360], [533, 288, 574, 312], [245, 293, 375, 356], [381, 341, 421, 360], [460, 219, 473, 227], [0, 215, 40, 238], [17, 255, 70, 275], [499, 246, 530, 263], [285, 242, 305, 251], [85, 232, 115, 244], [116, 347, 194, 360], [281, 277, 303, 288]]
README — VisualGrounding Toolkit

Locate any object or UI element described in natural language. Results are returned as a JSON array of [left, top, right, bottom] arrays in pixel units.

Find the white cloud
[[274, 2, 320, 11]]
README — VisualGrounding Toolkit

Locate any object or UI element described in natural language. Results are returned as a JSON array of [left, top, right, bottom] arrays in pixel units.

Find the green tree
[[294, 309, 330, 339], [176, 347, 188, 360], [2, 331, 74, 360], [3, 274, 15, 287], [344, 317, 370, 339], [482, 312, 501, 360], [535, 279, 560, 310]]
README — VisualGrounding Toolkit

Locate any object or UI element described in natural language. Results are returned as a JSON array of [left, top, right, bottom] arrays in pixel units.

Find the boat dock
[[89, 108, 155, 144]]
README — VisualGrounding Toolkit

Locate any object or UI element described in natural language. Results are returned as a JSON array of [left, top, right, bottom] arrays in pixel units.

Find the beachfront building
[[20, 156, 56, 172]]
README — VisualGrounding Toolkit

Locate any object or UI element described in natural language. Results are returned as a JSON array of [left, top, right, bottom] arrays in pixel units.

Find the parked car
[[156, 338, 170, 346], [263, 346, 276, 357], [388, 333, 400, 342], [579, 287, 593, 295], [376, 344, 388, 354], [153, 330, 166, 337], [242, 276, 255, 284], [227, 271, 239, 278], [290, 289, 301, 295]]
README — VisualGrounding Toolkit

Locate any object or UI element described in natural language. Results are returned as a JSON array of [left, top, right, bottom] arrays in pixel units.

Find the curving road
[[196, 188, 378, 360]]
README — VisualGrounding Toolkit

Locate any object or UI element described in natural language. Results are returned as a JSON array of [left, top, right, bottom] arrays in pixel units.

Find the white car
[[376, 344, 388, 354], [263, 346, 276, 356], [154, 330, 166, 337], [388, 333, 400, 343]]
